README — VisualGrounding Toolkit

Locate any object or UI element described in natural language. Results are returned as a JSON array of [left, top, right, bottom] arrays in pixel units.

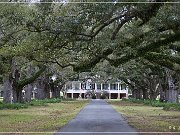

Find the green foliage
[[92, 94, 96, 99], [62, 98, 76, 101], [163, 104, 180, 111], [0, 103, 28, 110], [100, 94, 106, 99], [0, 1, 180, 105], [30, 98, 61, 106], [0, 98, 61, 110], [123, 98, 180, 111]]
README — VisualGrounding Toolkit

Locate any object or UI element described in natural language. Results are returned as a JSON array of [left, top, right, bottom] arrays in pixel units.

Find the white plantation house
[[64, 79, 128, 99]]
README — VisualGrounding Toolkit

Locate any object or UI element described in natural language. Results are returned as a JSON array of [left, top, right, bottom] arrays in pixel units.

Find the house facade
[[64, 80, 128, 99]]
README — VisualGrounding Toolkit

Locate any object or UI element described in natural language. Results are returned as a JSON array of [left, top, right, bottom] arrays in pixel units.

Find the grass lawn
[[108, 100, 180, 134], [0, 100, 89, 134]]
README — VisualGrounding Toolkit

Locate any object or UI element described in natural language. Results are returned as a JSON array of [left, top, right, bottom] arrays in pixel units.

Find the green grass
[[0, 100, 89, 133], [109, 100, 180, 133]]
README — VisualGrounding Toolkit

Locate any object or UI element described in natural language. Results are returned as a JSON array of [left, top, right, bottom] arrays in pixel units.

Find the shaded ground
[[109, 100, 180, 135], [55, 99, 138, 135]]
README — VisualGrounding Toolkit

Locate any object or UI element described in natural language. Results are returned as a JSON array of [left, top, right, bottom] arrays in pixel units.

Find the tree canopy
[[0, 0, 180, 103]]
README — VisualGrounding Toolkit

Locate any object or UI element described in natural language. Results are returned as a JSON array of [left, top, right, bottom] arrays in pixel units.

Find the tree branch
[[109, 32, 180, 67], [17, 66, 46, 89]]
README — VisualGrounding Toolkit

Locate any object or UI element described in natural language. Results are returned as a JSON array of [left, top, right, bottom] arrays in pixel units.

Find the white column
[[109, 83, 111, 99], [79, 82, 82, 98], [71, 93, 73, 99], [126, 86, 128, 98], [72, 82, 75, 90], [118, 82, 120, 99], [32, 91, 35, 99], [95, 83, 97, 92], [101, 83, 103, 90], [50, 91, 52, 98], [79, 82, 81, 90]]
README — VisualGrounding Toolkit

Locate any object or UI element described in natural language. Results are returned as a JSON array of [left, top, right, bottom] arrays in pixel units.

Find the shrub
[[122, 98, 129, 101], [124, 98, 180, 111], [100, 94, 106, 99], [92, 94, 96, 99], [0, 103, 28, 110], [30, 98, 61, 106], [0, 98, 61, 109], [62, 98, 76, 101], [163, 103, 180, 111]]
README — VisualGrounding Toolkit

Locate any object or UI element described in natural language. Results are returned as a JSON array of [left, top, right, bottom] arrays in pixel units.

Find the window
[[74, 83, 80, 90], [121, 84, 126, 90], [110, 84, 118, 90], [81, 83, 86, 90], [91, 83, 95, 89], [102, 84, 109, 90], [97, 84, 101, 90]]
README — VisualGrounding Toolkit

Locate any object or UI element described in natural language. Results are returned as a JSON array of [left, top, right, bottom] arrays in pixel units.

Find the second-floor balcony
[[65, 81, 128, 93]]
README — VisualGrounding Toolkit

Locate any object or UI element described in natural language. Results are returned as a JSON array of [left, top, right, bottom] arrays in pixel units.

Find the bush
[[0, 103, 28, 110], [0, 98, 61, 109], [128, 98, 144, 104], [163, 103, 180, 111], [122, 98, 129, 101], [100, 94, 106, 99], [92, 94, 96, 99], [124, 98, 180, 111], [62, 98, 76, 101], [30, 98, 61, 106]]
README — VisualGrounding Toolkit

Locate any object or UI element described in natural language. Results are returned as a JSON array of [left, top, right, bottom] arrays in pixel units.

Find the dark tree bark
[[50, 79, 56, 98], [159, 84, 166, 102], [165, 69, 178, 103], [44, 76, 50, 99], [132, 88, 141, 99], [56, 84, 64, 98], [3, 75, 13, 103], [35, 75, 50, 100], [142, 88, 148, 99], [24, 84, 33, 102], [36, 77, 46, 100], [6, 58, 46, 103], [24, 64, 34, 102]]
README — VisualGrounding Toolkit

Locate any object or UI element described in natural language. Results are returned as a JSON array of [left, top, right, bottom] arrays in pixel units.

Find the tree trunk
[[142, 88, 148, 99], [159, 84, 166, 102], [36, 77, 45, 100], [24, 84, 33, 102], [17, 89, 23, 103], [149, 77, 159, 100], [44, 77, 50, 99], [165, 69, 178, 103], [36, 75, 51, 100], [3, 75, 13, 103], [132, 88, 141, 99], [50, 80, 55, 98], [56, 84, 64, 98], [136, 89, 142, 99], [24, 64, 34, 102]]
